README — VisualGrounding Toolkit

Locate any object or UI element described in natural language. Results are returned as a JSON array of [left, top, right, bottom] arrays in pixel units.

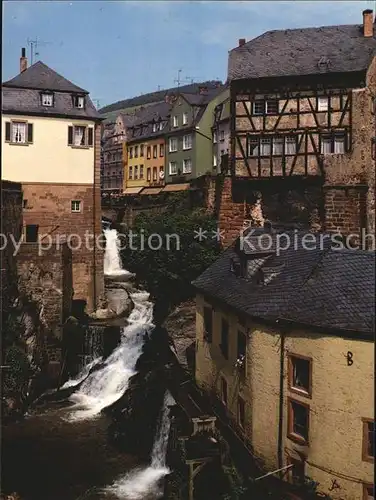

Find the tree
[[121, 199, 220, 318]]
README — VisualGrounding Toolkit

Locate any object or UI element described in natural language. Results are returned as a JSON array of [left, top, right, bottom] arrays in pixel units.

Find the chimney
[[199, 86, 208, 95], [363, 9, 374, 37], [238, 38, 246, 47], [165, 93, 176, 104], [20, 47, 28, 73]]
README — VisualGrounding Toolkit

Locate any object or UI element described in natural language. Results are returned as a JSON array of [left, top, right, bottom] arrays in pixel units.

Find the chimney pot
[[363, 9, 374, 37], [199, 86, 208, 95], [239, 38, 246, 47], [20, 47, 28, 73]]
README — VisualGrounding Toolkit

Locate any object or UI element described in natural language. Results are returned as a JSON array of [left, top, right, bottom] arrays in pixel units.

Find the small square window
[[25, 224, 39, 242], [41, 93, 53, 106], [253, 100, 264, 115], [74, 96, 85, 108], [71, 200, 81, 212], [288, 354, 312, 397], [288, 399, 309, 444], [317, 96, 329, 111], [266, 99, 278, 114]]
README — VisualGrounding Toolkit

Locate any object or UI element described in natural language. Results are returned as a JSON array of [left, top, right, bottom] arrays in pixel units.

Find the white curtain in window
[[321, 138, 332, 154], [260, 138, 271, 156], [74, 127, 85, 146], [285, 137, 296, 155], [273, 137, 284, 155], [13, 122, 26, 143], [334, 136, 345, 154]]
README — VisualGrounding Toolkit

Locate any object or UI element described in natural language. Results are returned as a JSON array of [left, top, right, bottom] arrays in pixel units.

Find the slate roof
[[192, 230, 375, 337], [228, 24, 376, 81], [2, 87, 100, 120], [127, 101, 173, 141], [2, 61, 87, 93], [2, 61, 100, 120], [98, 80, 223, 116]]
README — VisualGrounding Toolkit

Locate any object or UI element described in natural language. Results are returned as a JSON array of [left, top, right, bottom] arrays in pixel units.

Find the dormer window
[[41, 93, 53, 107], [153, 123, 158, 133], [73, 95, 85, 109]]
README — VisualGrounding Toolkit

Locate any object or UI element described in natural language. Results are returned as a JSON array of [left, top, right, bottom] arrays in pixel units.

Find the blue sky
[[3, 0, 374, 108]]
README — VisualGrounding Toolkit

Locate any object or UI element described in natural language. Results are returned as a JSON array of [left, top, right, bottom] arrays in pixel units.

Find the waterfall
[[106, 391, 174, 500], [104, 228, 130, 277], [66, 291, 153, 422]]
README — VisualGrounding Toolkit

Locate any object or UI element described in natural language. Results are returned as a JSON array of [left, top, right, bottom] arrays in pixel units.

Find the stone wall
[[0, 180, 23, 308], [214, 176, 323, 247], [16, 243, 73, 342]]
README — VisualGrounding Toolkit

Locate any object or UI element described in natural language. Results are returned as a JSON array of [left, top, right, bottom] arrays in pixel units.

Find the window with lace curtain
[[5, 121, 33, 145], [68, 125, 94, 147]]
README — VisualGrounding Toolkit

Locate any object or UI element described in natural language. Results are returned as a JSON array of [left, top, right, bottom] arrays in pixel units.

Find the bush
[[121, 201, 220, 316]]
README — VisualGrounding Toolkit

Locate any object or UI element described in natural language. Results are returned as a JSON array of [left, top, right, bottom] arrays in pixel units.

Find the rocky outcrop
[[105, 325, 175, 459]]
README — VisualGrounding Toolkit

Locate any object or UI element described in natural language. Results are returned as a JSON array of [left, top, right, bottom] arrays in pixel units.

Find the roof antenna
[[174, 68, 183, 88], [27, 37, 52, 65]]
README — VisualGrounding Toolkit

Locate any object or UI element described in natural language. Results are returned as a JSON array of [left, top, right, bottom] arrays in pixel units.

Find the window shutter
[[5, 122, 11, 141], [27, 124, 33, 143], [88, 127, 94, 146], [68, 126, 73, 145]]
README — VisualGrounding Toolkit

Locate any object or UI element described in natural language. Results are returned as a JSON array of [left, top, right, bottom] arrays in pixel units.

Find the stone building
[[219, 10, 376, 246], [2, 49, 104, 312], [193, 228, 375, 499]]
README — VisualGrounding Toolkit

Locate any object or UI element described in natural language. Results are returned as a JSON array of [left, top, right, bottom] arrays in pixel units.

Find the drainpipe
[[277, 321, 285, 477]]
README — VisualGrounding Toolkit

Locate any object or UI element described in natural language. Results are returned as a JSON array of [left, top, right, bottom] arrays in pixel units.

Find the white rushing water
[[66, 291, 153, 422], [107, 391, 174, 500], [60, 357, 103, 389], [104, 228, 131, 277]]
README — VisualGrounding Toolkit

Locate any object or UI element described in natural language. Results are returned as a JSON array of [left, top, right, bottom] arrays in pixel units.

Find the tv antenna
[[174, 68, 183, 88], [92, 99, 101, 109], [27, 37, 52, 65], [184, 76, 198, 84]]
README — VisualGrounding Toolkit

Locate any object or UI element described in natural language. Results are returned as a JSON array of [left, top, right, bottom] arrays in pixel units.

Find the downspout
[[277, 321, 285, 477]]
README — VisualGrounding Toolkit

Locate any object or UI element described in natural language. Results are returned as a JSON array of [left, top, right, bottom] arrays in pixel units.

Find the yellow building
[[123, 101, 171, 195], [1, 49, 103, 311], [193, 230, 374, 499]]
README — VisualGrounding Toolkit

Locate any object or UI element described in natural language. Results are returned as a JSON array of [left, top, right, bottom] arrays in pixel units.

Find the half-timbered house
[[220, 10, 376, 246]]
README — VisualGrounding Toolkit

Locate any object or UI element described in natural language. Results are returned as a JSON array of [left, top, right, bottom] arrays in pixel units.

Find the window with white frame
[[41, 93, 53, 106], [183, 112, 188, 125], [317, 96, 329, 111], [321, 136, 332, 154], [169, 137, 178, 152], [159, 122, 164, 131], [134, 165, 138, 179], [266, 99, 279, 114], [71, 200, 81, 212], [260, 138, 271, 156], [273, 137, 284, 155], [213, 155, 217, 167], [334, 134, 345, 154], [183, 158, 192, 173], [173, 116, 178, 127], [248, 137, 259, 156], [285, 136, 297, 155], [73, 126, 86, 146], [213, 130, 218, 143], [253, 100, 264, 115], [183, 134, 192, 150], [11, 122, 27, 143], [169, 161, 177, 175], [73, 95, 85, 108], [152, 123, 158, 132]]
